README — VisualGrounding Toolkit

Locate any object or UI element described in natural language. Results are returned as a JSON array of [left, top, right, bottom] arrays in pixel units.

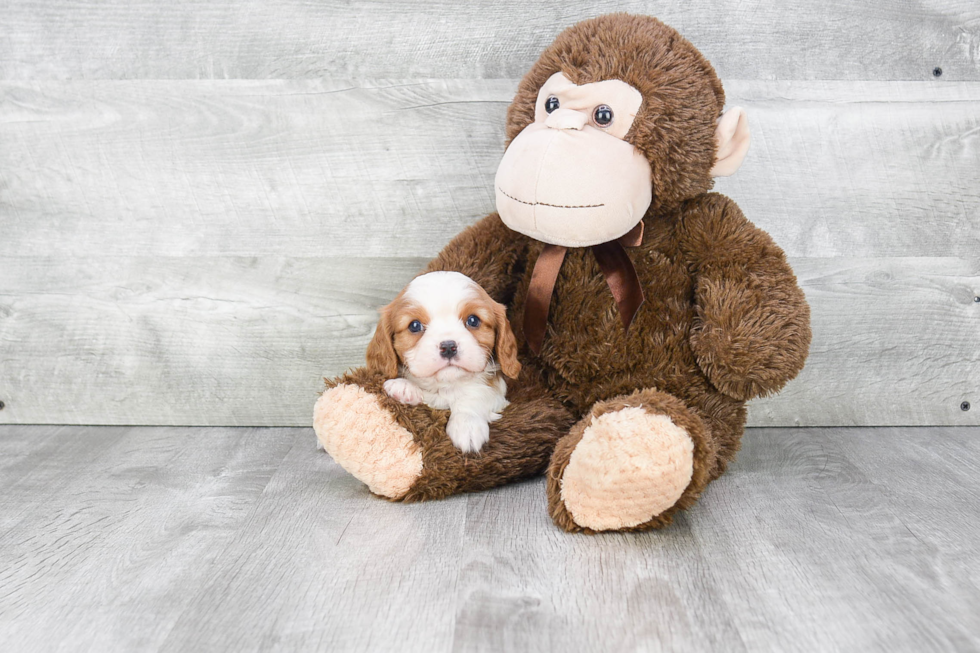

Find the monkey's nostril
[[439, 340, 458, 359]]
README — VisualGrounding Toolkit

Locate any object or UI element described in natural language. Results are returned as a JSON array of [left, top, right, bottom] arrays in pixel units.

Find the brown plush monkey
[[314, 14, 811, 532]]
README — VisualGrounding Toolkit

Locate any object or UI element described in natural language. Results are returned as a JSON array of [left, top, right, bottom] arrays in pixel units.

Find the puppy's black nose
[[439, 340, 458, 359]]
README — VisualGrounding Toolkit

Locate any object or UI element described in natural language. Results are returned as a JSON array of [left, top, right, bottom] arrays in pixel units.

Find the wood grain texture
[[1, 0, 978, 81], [0, 79, 511, 260], [1, 425, 978, 652], [0, 426, 295, 651], [0, 256, 976, 427], [158, 429, 466, 652], [713, 81, 980, 258], [0, 255, 427, 426], [452, 483, 747, 652], [832, 425, 980, 646], [751, 257, 980, 427], [685, 426, 980, 651], [0, 425, 128, 533], [2, 80, 978, 259]]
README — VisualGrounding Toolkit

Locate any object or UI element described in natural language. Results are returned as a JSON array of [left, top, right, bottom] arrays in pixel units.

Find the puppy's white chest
[[419, 385, 454, 411], [396, 372, 509, 453]]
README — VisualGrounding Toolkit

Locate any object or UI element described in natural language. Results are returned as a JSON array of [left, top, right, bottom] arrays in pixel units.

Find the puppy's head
[[366, 272, 521, 382]]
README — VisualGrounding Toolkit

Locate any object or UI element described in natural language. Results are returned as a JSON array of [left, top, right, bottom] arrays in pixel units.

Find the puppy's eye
[[545, 96, 560, 113], [465, 315, 481, 328], [593, 104, 613, 127], [408, 320, 423, 333]]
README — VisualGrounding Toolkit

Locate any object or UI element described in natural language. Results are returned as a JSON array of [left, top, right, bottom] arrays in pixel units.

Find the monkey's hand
[[679, 194, 811, 401]]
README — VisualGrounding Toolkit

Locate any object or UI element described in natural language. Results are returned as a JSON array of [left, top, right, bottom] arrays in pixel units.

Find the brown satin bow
[[524, 221, 645, 355]]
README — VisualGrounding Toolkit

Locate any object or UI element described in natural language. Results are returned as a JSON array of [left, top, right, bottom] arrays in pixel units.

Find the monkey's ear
[[365, 306, 399, 378], [710, 107, 750, 177]]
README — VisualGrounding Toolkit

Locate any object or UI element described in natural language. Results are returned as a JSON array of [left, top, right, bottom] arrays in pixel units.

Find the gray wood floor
[[1, 425, 978, 652]]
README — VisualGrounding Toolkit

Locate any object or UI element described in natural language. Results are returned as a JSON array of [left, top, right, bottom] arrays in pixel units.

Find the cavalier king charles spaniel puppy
[[366, 271, 521, 453]]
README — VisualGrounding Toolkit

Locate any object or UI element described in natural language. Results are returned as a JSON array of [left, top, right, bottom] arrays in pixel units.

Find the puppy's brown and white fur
[[367, 271, 521, 453]]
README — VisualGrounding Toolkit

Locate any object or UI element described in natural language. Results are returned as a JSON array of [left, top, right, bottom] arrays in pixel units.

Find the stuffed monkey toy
[[314, 14, 811, 532]]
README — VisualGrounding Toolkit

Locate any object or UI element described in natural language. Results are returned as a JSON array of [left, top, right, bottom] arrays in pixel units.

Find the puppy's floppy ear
[[365, 304, 399, 378], [492, 301, 521, 379]]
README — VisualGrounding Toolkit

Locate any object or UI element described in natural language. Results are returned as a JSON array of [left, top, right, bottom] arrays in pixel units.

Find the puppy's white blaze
[[402, 271, 485, 379], [403, 271, 478, 307]]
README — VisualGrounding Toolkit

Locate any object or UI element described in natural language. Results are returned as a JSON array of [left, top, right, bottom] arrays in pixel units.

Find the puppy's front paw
[[383, 378, 423, 406], [446, 414, 490, 453]]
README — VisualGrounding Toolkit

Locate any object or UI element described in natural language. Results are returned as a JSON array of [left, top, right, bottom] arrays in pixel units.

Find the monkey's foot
[[314, 384, 423, 499], [549, 406, 694, 532]]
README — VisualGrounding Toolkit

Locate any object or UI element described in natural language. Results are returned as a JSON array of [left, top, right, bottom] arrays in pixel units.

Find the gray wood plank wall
[[1, 2, 978, 426]]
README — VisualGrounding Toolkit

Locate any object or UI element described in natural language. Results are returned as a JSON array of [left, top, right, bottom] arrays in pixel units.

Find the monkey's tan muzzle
[[495, 122, 652, 248]]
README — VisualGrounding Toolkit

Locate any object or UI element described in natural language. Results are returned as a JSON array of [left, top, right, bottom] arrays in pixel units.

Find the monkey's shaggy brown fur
[[321, 14, 811, 531]]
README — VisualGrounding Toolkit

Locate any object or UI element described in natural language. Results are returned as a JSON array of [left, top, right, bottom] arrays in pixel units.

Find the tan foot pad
[[560, 407, 694, 531], [313, 384, 423, 499]]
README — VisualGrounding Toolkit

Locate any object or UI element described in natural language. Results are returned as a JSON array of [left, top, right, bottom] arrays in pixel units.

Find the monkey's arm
[[424, 213, 530, 305], [678, 194, 811, 401]]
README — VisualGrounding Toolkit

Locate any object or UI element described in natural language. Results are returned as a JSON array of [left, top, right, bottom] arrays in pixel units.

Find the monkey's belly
[[534, 251, 712, 415]]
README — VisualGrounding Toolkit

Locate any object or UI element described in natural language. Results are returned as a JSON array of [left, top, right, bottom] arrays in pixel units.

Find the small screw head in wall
[[932, 67, 943, 77], [0, 400, 5, 410], [974, 296, 980, 303], [962, 401, 972, 412]]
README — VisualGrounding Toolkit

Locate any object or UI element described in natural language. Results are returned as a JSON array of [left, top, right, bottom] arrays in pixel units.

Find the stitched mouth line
[[498, 187, 605, 209]]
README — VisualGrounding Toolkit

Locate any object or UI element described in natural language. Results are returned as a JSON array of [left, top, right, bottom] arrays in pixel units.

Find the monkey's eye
[[408, 320, 423, 334], [465, 315, 481, 328], [545, 96, 560, 113], [593, 105, 614, 127]]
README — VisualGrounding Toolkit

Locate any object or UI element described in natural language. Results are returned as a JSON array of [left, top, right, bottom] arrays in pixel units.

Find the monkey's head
[[495, 14, 749, 247]]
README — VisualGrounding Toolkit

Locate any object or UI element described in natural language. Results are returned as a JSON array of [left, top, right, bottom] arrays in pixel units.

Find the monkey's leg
[[547, 388, 721, 533], [314, 366, 574, 501]]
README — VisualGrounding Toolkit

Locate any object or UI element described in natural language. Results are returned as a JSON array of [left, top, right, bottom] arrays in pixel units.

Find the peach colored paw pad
[[560, 407, 694, 531], [313, 384, 423, 499]]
